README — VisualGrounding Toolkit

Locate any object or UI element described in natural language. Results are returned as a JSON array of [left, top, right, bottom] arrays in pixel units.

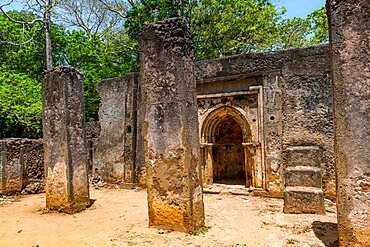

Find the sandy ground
[[0, 187, 338, 247]]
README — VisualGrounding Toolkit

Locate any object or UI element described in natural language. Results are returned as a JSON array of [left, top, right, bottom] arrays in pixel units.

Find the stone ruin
[[42, 67, 91, 213], [139, 18, 204, 232], [327, 0, 370, 245], [0, 1, 369, 243], [91, 42, 335, 203]]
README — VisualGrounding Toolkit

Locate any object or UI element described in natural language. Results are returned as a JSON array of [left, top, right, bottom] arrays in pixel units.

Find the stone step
[[283, 186, 325, 214], [285, 166, 322, 188], [286, 146, 323, 168]]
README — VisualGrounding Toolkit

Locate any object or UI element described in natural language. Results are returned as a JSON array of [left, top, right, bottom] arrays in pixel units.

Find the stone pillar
[[327, 0, 370, 245], [139, 18, 205, 233], [42, 67, 90, 214], [0, 139, 24, 195], [263, 74, 283, 197]]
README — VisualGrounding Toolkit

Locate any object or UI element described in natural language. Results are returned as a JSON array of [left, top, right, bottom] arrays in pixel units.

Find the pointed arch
[[201, 106, 252, 144]]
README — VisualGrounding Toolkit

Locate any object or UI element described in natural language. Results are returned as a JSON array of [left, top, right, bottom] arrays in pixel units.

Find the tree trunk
[[44, 0, 53, 70]]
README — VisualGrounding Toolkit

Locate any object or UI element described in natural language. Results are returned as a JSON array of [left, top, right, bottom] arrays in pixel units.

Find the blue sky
[[276, 0, 326, 18], [3, 0, 326, 19]]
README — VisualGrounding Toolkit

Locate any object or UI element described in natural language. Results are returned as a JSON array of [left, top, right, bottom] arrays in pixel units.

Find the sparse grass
[[192, 225, 210, 236]]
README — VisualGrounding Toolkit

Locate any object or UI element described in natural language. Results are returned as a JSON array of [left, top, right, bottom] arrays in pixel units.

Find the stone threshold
[[203, 184, 269, 197]]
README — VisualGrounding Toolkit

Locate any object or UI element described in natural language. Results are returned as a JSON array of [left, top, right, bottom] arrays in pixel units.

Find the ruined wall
[[21, 139, 44, 193], [89, 45, 334, 199], [195, 45, 334, 198], [0, 138, 44, 195], [94, 73, 139, 184]]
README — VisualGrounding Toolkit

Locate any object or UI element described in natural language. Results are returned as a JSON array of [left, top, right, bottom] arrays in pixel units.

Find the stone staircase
[[283, 146, 325, 214]]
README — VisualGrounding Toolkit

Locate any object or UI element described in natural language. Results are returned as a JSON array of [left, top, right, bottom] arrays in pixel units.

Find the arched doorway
[[212, 116, 246, 185], [200, 106, 259, 187]]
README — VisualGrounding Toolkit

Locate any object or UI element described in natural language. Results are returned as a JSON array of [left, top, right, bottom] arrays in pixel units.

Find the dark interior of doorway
[[212, 116, 246, 186]]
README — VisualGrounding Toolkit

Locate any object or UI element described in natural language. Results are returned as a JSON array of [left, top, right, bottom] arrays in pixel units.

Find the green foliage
[[276, 6, 328, 49], [124, 0, 328, 60], [0, 69, 42, 138], [0, 11, 137, 136], [191, 0, 284, 59], [0, 11, 46, 79], [64, 30, 139, 121], [124, 0, 186, 42], [306, 6, 328, 44], [192, 225, 210, 236]]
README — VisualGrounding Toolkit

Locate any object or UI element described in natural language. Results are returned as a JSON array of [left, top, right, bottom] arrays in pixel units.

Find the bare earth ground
[[0, 187, 338, 247]]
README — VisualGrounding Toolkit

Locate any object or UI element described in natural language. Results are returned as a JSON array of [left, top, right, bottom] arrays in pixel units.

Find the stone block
[[286, 146, 322, 168], [285, 166, 322, 188], [42, 66, 90, 214], [283, 187, 325, 214], [0, 139, 24, 194], [139, 18, 204, 233]]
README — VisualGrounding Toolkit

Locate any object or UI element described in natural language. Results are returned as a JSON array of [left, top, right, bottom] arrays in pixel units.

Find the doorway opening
[[212, 116, 245, 185], [200, 106, 259, 188]]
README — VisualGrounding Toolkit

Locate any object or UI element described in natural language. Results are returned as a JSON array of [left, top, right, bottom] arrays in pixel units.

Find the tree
[[0, 0, 54, 69], [275, 6, 328, 49], [306, 6, 328, 44], [55, 0, 123, 40], [190, 0, 284, 59], [123, 0, 327, 60], [63, 29, 138, 121], [0, 70, 42, 138], [0, 1, 329, 138]]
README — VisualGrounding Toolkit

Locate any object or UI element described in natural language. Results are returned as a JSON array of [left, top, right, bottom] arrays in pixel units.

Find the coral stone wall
[[0, 138, 44, 195]]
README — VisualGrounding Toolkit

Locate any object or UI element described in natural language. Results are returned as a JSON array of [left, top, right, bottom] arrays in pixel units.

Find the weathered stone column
[[327, 0, 370, 245], [139, 18, 205, 233], [42, 67, 90, 214]]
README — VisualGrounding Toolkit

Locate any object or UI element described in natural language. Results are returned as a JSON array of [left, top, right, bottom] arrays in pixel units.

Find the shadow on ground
[[311, 221, 339, 247]]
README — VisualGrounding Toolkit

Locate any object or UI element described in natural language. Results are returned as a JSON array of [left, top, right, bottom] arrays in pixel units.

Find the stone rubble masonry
[[0, 138, 44, 195], [94, 73, 139, 184], [139, 18, 205, 233], [283, 146, 325, 214], [42, 66, 90, 214], [327, 0, 370, 245]]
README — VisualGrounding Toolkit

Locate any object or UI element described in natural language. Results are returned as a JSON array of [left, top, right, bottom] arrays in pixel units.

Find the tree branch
[[0, 1, 44, 25]]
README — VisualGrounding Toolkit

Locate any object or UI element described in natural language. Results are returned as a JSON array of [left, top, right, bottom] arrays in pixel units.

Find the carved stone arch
[[201, 106, 253, 144], [200, 105, 261, 187]]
